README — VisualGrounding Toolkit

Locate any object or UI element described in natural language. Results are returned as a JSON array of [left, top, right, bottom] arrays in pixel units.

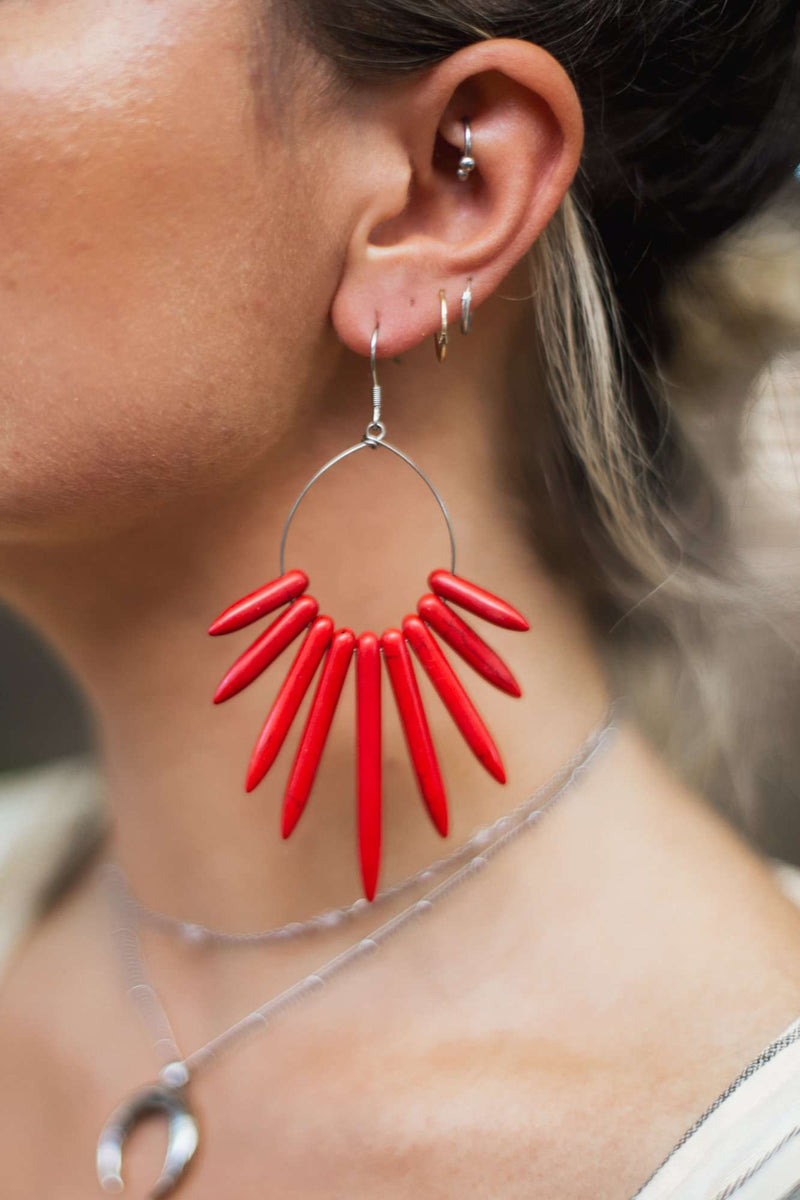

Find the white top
[[2, 757, 800, 1199], [634, 1015, 800, 1198]]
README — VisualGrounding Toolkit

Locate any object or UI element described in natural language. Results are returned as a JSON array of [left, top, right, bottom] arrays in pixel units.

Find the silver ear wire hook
[[366, 323, 385, 443], [457, 118, 475, 181]]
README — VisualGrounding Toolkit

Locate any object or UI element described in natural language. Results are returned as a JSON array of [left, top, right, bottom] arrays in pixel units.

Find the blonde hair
[[528, 184, 800, 825]]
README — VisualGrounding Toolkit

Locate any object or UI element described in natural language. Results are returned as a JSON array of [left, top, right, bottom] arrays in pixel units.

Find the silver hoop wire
[[279, 438, 457, 577]]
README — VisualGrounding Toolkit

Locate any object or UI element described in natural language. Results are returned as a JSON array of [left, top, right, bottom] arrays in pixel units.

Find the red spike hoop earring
[[208, 319, 530, 901]]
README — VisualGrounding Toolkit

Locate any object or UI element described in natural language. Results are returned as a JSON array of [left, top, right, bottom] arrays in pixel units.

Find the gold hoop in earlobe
[[434, 288, 448, 363]]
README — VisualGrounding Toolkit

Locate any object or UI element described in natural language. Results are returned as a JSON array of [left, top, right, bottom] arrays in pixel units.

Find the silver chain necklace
[[97, 705, 619, 1198], [115, 705, 615, 949]]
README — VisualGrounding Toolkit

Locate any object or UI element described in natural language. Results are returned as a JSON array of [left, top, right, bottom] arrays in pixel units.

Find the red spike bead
[[282, 628, 355, 838], [356, 633, 382, 901], [213, 595, 318, 704], [402, 615, 506, 784], [381, 628, 448, 837], [245, 616, 334, 792], [417, 594, 521, 698], [208, 570, 309, 636], [428, 569, 529, 632]]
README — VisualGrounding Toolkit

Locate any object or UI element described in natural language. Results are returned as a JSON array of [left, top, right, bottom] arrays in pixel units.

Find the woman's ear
[[330, 38, 584, 359]]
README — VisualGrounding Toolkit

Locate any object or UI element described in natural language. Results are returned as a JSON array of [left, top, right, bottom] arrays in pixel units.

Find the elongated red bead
[[381, 628, 448, 837], [428, 569, 529, 632], [403, 615, 506, 784], [282, 628, 355, 838], [208, 570, 308, 636], [356, 633, 382, 901], [417, 594, 521, 698], [245, 616, 334, 792], [213, 595, 318, 704]]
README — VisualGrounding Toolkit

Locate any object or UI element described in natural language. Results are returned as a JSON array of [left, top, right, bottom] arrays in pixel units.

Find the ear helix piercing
[[460, 278, 473, 335], [457, 118, 476, 182], [434, 288, 448, 363]]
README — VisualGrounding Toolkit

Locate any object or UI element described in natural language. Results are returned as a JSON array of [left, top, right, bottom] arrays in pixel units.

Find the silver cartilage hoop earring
[[434, 288, 448, 363], [460, 278, 473, 335], [457, 118, 475, 182]]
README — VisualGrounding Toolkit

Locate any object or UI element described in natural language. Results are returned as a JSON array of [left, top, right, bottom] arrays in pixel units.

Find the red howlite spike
[[282, 628, 355, 838], [403, 615, 506, 784], [428, 569, 530, 632], [381, 628, 448, 837], [213, 595, 318, 704], [356, 633, 382, 901], [208, 570, 309, 636], [245, 616, 334, 792], [417, 594, 522, 698]]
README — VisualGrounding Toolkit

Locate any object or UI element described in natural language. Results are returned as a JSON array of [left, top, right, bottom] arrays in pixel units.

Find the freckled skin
[[0, 0, 343, 538]]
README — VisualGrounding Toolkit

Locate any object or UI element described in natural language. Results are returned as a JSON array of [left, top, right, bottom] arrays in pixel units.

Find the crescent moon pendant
[[96, 1079, 199, 1199]]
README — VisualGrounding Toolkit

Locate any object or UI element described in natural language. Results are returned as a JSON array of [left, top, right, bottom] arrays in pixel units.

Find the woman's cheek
[[0, 0, 322, 532]]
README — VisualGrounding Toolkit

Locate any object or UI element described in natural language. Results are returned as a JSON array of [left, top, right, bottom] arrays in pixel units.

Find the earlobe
[[330, 38, 584, 360]]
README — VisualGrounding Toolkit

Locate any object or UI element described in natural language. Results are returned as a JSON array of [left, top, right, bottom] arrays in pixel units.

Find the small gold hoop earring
[[434, 288, 448, 363], [460, 278, 473, 335]]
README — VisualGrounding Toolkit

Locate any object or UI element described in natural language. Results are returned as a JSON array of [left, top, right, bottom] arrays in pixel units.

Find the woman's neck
[[0, 293, 612, 930]]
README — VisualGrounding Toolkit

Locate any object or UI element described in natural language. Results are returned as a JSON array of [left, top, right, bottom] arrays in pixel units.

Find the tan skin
[[1, 2, 800, 1197]]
